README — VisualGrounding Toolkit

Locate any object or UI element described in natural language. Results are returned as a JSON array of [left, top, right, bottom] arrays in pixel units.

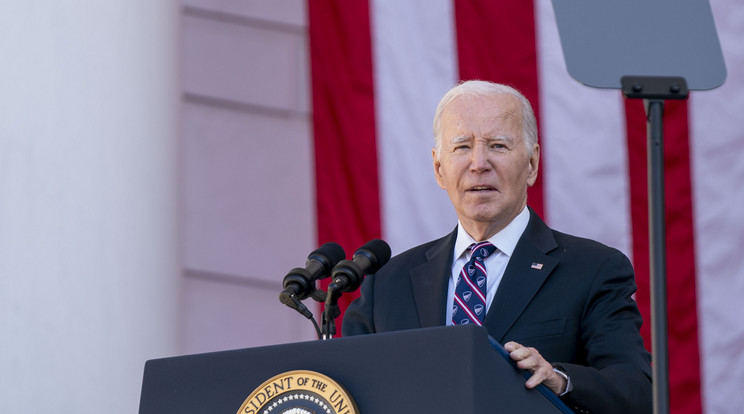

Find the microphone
[[328, 239, 391, 293], [279, 242, 346, 305], [321, 239, 391, 339]]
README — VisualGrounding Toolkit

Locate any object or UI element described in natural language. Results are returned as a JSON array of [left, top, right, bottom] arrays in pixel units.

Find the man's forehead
[[443, 97, 521, 123], [442, 109, 522, 137], [447, 93, 520, 111]]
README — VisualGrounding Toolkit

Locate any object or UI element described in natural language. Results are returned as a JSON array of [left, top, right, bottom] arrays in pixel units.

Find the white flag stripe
[[535, 1, 633, 257], [372, 0, 458, 256], [690, 2, 744, 412]]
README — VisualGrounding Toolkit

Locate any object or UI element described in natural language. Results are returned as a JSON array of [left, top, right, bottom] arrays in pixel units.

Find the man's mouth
[[468, 185, 496, 192]]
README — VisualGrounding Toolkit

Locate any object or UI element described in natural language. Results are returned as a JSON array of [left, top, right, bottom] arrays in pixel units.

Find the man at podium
[[342, 80, 652, 414]]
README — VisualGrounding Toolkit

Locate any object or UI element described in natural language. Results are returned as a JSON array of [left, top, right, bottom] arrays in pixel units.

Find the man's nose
[[470, 144, 491, 171]]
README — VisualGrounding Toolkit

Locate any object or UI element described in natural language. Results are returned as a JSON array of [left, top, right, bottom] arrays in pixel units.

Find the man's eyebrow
[[486, 135, 513, 142], [448, 135, 514, 145], [450, 136, 471, 145]]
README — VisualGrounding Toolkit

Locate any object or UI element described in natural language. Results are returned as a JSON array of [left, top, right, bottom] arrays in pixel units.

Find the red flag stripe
[[453, 0, 545, 218], [625, 98, 702, 414], [307, 0, 382, 314]]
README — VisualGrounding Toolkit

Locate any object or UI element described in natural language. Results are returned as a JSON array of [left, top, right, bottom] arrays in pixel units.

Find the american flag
[[307, 1, 744, 413]]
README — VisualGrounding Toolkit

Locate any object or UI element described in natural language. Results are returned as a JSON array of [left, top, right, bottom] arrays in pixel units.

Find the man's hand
[[504, 341, 567, 395]]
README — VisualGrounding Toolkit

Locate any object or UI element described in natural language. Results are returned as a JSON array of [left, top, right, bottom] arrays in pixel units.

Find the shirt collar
[[454, 207, 530, 260]]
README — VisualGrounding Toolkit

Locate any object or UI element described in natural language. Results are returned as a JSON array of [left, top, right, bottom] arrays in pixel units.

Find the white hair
[[432, 80, 538, 159]]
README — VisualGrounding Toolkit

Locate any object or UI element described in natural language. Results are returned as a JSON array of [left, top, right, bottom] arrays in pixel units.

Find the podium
[[139, 325, 572, 413]]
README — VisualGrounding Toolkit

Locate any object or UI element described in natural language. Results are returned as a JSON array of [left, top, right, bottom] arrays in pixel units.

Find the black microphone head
[[354, 239, 391, 273], [307, 242, 346, 272]]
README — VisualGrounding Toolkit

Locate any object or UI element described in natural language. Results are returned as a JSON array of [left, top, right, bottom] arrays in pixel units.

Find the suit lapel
[[485, 209, 559, 342], [410, 228, 456, 328]]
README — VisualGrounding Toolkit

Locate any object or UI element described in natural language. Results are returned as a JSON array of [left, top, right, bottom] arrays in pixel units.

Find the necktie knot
[[469, 242, 496, 261]]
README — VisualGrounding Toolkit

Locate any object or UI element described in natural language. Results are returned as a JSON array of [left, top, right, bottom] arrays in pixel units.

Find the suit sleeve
[[341, 272, 377, 336], [557, 251, 653, 414]]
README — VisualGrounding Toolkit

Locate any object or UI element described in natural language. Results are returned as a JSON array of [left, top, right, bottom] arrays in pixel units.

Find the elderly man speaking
[[342, 80, 652, 414]]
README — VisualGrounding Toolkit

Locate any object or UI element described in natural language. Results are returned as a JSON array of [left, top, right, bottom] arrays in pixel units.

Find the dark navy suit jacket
[[342, 208, 652, 414]]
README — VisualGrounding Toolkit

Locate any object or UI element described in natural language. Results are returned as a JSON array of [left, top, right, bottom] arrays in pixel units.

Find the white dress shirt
[[445, 207, 530, 325]]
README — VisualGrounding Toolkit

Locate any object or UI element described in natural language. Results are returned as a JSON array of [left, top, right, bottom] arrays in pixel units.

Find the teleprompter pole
[[646, 98, 670, 414]]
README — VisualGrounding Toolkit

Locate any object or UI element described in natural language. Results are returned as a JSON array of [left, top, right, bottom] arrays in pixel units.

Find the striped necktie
[[452, 242, 496, 326]]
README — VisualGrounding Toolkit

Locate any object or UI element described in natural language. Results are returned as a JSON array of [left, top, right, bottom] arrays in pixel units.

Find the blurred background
[[1, 1, 742, 413]]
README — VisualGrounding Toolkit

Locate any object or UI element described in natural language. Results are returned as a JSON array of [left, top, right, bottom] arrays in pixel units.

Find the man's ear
[[527, 144, 540, 187], [433, 148, 445, 189]]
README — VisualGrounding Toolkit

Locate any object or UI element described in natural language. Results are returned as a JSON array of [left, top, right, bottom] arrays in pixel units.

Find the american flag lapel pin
[[531, 262, 544, 270]]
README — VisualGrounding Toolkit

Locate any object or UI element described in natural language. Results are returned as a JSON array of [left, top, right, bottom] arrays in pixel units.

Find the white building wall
[[0, 2, 180, 413], [0, 0, 315, 411], [179, 0, 317, 354]]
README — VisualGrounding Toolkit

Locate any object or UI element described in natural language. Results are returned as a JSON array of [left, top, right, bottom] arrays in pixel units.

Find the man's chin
[[463, 209, 506, 226], [463, 203, 522, 225]]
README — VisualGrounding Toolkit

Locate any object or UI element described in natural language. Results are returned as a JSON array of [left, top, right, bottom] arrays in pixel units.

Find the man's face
[[433, 94, 539, 238]]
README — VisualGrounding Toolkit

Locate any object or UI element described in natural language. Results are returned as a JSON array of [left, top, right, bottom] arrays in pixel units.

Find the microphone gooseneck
[[279, 243, 345, 339]]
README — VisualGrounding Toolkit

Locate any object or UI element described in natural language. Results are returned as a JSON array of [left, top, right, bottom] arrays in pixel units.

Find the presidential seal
[[237, 370, 359, 414]]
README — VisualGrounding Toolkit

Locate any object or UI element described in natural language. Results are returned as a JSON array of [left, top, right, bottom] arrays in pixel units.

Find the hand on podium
[[505, 341, 569, 396]]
